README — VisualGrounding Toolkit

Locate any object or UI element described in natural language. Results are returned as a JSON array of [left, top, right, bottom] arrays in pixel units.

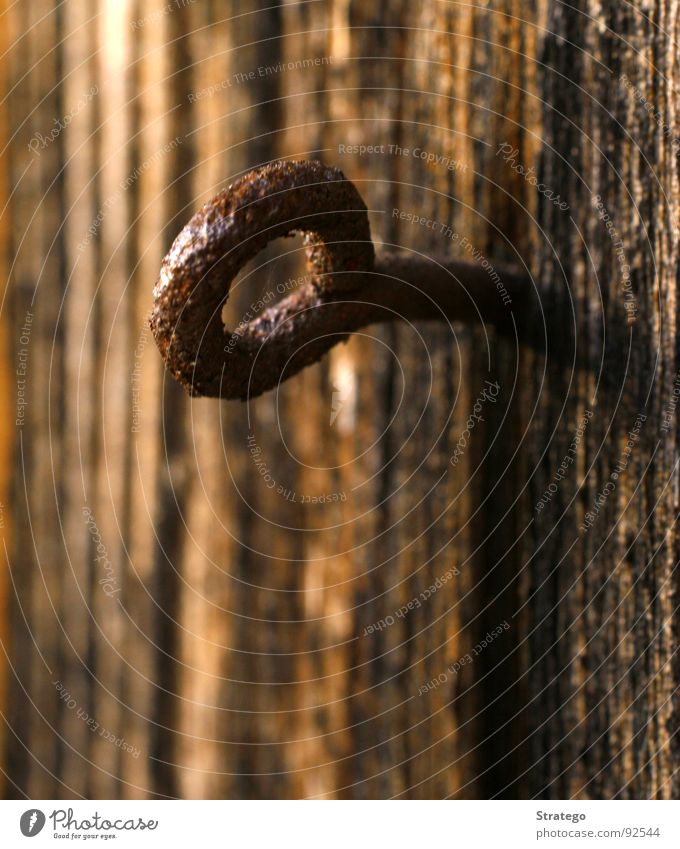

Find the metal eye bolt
[[150, 159, 529, 400]]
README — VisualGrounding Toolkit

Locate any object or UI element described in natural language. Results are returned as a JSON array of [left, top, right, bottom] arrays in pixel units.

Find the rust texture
[[150, 159, 374, 399], [151, 158, 529, 400]]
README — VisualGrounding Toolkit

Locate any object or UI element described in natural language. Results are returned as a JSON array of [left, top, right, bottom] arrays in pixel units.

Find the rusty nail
[[150, 159, 530, 400]]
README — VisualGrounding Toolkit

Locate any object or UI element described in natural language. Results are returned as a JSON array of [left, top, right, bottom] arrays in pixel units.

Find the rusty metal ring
[[150, 159, 374, 399], [151, 158, 530, 400]]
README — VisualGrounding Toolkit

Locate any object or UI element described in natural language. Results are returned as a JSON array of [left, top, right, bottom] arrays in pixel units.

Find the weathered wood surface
[[526, 0, 680, 799], [2, 0, 677, 800]]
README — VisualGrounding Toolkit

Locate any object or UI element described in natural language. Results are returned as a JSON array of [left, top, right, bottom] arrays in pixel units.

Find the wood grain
[[3, 0, 676, 801]]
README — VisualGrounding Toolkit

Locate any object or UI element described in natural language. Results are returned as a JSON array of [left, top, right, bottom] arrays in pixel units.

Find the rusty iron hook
[[150, 158, 530, 400]]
